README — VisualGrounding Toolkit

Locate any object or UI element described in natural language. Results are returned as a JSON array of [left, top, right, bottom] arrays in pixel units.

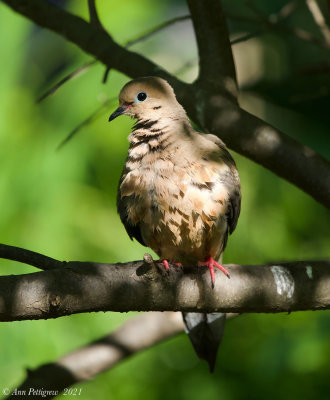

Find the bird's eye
[[136, 91, 148, 102]]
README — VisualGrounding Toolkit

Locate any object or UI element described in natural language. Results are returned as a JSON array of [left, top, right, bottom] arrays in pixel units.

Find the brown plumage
[[109, 76, 241, 370], [110, 77, 240, 273]]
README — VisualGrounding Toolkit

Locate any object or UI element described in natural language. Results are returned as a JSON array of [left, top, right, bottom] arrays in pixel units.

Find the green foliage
[[0, 1, 329, 399]]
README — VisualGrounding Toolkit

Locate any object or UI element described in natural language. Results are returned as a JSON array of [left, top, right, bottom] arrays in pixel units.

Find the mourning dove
[[109, 76, 241, 371]]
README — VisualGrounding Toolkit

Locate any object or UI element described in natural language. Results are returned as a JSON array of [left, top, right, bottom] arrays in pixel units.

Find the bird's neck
[[129, 116, 190, 144], [126, 117, 191, 165]]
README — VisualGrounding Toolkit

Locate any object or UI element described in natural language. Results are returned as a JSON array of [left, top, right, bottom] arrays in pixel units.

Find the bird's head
[[109, 76, 185, 122]]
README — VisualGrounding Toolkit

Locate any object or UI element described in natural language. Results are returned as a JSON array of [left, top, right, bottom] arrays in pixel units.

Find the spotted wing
[[117, 181, 147, 247], [204, 133, 241, 235]]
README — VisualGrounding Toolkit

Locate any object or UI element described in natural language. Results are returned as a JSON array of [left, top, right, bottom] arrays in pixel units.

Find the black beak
[[109, 105, 127, 122]]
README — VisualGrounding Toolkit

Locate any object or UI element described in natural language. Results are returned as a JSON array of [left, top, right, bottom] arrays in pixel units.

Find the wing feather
[[204, 133, 241, 235], [117, 180, 147, 247]]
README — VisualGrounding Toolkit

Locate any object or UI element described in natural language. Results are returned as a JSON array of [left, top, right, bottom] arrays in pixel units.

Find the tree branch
[[124, 15, 191, 47], [7, 312, 184, 399], [3, 0, 330, 209], [57, 97, 116, 150], [277, 1, 298, 21], [87, 0, 103, 29], [204, 105, 330, 209], [7, 310, 237, 399], [0, 243, 64, 270], [187, 0, 237, 91], [0, 243, 329, 321], [306, 0, 330, 46], [37, 60, 96, 103]]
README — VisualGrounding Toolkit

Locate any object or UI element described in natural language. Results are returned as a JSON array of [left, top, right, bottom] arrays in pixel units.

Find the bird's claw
[[162, 259, 170, 271], [198, 257, 230, 286], [155, 259, 183, 273]]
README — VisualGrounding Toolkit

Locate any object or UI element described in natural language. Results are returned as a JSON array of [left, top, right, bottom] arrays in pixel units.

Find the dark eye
[[136, 91, 147, 102]]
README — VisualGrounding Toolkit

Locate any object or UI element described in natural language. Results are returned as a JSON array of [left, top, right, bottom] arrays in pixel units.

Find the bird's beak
[[109, 105, 129, 122]]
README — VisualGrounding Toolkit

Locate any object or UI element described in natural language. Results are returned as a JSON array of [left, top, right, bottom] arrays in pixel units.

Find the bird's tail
[[182, 312, 226, 372]]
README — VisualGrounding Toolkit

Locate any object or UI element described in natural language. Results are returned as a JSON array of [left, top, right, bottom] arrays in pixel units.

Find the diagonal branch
[[37, 60, 96, 103], [204, 105, 330, 209], [3, 0, 330, 208], [7, 313, 184, 399], [124, 15, 191, 47], [277, 1, 298, 20], [230, 31, 263, 45], [306, 0, 330, 46], [0, 243, 329, 321], [57, 97, 116, 150]]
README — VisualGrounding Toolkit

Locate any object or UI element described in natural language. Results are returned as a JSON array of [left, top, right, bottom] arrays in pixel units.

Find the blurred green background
[[0, 0, 330, 399]]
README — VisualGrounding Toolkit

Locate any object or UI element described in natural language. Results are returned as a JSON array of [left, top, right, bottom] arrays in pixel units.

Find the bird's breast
[[119, 154, 230, 261]]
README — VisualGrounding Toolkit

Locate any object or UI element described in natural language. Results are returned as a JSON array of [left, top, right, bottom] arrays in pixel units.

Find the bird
[[109, 76, 241, 371]]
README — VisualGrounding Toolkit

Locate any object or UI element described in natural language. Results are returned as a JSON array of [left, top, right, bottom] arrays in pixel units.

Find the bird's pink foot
[[198, 256, 230, 286], [162, 259, 170, 271], [155, 259, 182, 272]]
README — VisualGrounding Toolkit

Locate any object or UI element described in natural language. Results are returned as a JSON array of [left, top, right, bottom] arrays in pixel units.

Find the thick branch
[[8, 313, 184, 399], [2, 0, 330, 208], [203, 104, 330, 208], [0, 258, 329, 321], [187, 0, 237, 89], [7, 311, 238, 399]]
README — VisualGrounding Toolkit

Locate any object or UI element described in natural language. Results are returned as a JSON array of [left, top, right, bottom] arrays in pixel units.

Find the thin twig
[[230, 30, 263, 45], [230, 2, 330, 50], [56, 97, 116, 150], [36, 1, 102, 103], [87, 0, 103, 29], [277, 0, 298, 21], [102, 66, 111, 83], [36, 61, 96, 103], [306, 0, 330, 45], [124, 15, 190, 47], [284, 24, 330, 49], [0, 243, 63, 270], [103, 15, 191, 83]]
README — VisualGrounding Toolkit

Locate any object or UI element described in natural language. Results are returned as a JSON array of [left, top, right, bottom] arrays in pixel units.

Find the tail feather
[[182, 312, 226, 372]]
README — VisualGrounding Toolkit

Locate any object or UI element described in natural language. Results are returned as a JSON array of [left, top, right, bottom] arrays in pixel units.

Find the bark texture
[[0, 259, 329, 322]]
